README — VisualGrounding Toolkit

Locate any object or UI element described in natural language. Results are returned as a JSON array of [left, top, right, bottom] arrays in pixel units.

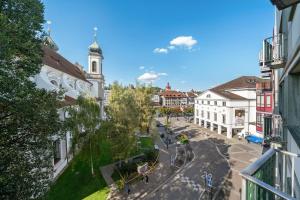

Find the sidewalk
[[107, 127, 179, 200]]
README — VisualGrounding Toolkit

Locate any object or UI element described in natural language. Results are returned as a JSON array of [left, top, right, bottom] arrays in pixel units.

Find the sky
[[43, 0, 274, 91]]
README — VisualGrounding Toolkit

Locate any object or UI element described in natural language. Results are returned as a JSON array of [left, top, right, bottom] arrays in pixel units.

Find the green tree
[[0, 0, 63, 199], [65, 96, 101, 175], [105, 82, 139, 161], [135, 85, 155, 134]]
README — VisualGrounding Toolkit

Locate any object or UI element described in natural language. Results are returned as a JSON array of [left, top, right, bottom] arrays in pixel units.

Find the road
[[143, 117, 262, 200]]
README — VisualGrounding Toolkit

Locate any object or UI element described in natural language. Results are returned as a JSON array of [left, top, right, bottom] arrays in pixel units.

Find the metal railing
[[240, 148, 300, 200], [259, 34, 286, 68]]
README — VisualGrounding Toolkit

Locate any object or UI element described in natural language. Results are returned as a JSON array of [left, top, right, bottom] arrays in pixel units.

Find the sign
[[235, 109, 245, 126]]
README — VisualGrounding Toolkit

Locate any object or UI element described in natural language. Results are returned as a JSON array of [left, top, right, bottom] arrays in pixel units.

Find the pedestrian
[[145, 175, 149, 184], [125, 184, 130, 195]]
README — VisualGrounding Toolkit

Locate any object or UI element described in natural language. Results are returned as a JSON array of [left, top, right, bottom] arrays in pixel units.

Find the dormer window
[[92, 61, 97, 73]]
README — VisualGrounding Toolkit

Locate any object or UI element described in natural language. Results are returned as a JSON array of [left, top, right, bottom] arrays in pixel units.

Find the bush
[[144, 149, 159, 163], [179, 134, 189, 144]]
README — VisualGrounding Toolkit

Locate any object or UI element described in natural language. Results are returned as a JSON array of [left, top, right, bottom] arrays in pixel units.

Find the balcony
[[256, 81, 272, 91], [259, 34, 286, 69], [240, 148, 300, 200]]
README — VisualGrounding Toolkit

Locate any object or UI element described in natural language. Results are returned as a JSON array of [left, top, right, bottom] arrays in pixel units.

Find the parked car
[[245, 135, 263, 144]]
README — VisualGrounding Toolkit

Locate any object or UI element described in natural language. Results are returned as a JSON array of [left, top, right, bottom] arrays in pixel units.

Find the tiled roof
[[160, 90, 186, 98], [210, 76, 261, 100], [42, 46, 90, 83], [186, 92, 197, 98]]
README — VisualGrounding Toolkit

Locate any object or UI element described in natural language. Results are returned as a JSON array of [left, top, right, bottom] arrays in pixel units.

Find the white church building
[[194, 76, 259, 139], [34, 30, 105, 178]]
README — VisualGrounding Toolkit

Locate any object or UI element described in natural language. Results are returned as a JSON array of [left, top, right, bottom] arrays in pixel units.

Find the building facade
[[241, 1, 300, 199], [194, 76, 258, 139], [34, 32, 105, 179], [160, 83, 188, 107], [256, 80, 273, 137]]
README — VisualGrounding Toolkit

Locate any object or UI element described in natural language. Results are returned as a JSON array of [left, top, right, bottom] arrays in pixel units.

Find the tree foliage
[[0, 0, 63, 199], [64, 96, 101, 175], [105, 82, 155, 161]]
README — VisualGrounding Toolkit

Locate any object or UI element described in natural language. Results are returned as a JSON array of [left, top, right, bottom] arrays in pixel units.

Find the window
[[196, 109, 199, 116], [207, 112, 210, 119], [257, 95, 261, 107], [201, 111, 204, 118], [53, 140, 61, 164], [214, 113, 217, 121], [207, 101, 210, 105], [214, 101, 217, 106], [260, 95, 264, 107], [222, 101, 226, 106], [222, 114, 226, 124], [206, 94, 211, 98], [256, 114, 263, 126], [266, 96, 271, 107], [92, 61, 97, 72], [202, 100, 204, 104], [50, 80, 58, 86]]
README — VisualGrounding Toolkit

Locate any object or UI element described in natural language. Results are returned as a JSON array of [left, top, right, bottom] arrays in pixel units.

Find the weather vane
[[46, 20, 52, 36], [93, 26, 98, 41]]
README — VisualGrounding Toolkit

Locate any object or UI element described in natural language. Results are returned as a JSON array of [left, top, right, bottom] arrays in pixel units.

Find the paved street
[[143, 117, 262, 200], [108, 117, 262, 200]]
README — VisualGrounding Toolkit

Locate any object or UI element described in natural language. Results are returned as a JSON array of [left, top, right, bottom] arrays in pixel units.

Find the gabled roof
[[209, 76, 261, 100], [42, 46, 90, 83], [160, 90, 186, 98]]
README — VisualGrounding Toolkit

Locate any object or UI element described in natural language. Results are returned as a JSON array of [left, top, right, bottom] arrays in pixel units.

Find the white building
[[34, 31, 105, 178], [194, 76, 259, 139]]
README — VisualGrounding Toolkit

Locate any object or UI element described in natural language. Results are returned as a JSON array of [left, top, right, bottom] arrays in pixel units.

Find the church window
[[50, 80, 58, 86], [92, 61, 97, 72]]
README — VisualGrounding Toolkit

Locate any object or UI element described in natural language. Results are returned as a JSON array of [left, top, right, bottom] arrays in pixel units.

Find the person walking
[[145, 175, 149, 184], [125, 184, 130, 195]]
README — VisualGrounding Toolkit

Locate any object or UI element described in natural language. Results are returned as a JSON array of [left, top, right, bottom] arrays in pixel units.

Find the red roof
[[42, 46, 90, 83], [160, 90, 186, 98]]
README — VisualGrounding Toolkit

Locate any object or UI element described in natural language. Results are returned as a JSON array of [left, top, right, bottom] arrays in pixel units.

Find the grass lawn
[[139, 136, 154, 149], [46, 137, 113, 200]]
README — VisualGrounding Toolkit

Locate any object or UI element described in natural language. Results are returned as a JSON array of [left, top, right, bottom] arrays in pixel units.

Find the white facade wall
[[194, 90, 257, 138]]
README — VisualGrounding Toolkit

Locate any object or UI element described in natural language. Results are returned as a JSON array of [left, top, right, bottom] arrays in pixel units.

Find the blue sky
[[43, 0, 274, 91]]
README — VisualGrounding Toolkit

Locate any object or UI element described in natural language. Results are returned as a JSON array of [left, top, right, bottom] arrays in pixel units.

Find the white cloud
[[168, 45, 175, 50], [170, 36, 197, 49], [153, 48, 168, 54], [137, 72, 167, 82], [139, 65, 145, 70]]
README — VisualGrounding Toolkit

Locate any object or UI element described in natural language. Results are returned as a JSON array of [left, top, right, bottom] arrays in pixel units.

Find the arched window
[[92, 61, 97, 72], [50, 80, 58, 86]]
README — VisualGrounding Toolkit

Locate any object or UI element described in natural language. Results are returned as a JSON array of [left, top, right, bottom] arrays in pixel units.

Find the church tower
[[88, 28, 103, 77], [87, 27, 105, 118]]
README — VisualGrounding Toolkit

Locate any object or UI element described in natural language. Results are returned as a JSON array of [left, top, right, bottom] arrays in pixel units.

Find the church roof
[[89, 41, 103, 57], [42, 46, 90, 83]]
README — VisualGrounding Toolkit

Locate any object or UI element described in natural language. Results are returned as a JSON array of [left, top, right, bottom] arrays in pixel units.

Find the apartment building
[[240, 1, 300, 199]]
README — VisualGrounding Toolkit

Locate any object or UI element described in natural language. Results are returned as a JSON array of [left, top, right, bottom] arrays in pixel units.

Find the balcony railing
[[240, 148, 300, 200], [259, 34, 286, 69]]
